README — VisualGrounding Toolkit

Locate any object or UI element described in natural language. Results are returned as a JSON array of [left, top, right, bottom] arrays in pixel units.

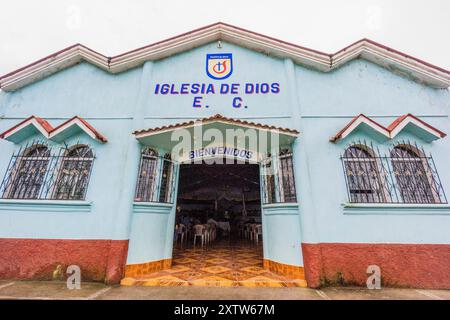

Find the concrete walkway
[[0, 280, 449, 300]]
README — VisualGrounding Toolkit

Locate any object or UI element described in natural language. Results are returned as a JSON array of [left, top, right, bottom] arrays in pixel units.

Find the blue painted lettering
[[231, 83, 239, 94], [161, 84, 170, 95], [206, 84, 215, 94], [220, 84, 229, 94], [193, 96, 202, 108], [271, 83, 280, 93], [232, 97, 242, 108], [180, 83, 189, 94]]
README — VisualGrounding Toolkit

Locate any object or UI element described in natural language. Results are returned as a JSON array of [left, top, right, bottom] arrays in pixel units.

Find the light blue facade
[[1, 38, 450, 281]]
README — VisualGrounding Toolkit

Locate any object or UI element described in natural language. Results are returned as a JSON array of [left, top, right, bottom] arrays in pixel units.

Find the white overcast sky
[[1, 0, 449, 75]]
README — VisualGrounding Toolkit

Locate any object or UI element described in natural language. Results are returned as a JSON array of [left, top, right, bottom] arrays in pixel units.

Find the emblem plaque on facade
[[206, 53, 233, 80]]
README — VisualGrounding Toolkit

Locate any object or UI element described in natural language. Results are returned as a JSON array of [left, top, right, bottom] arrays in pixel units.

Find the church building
[[0, 23, 449, 289]]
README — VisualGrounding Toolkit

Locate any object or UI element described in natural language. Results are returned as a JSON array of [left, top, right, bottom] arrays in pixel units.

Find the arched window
[[342, 144, 386, 203], [53, 145, 94, 200], [391, 144, 437, 203], [135, 148, 159, 202], [6, 144, 51, 199]]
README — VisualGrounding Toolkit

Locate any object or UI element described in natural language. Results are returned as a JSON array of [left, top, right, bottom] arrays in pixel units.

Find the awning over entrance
[[133, 114, 299, 162]]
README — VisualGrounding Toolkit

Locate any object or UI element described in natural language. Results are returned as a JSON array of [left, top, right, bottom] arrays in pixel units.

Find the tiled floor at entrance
[[121, 240, 307, 287]]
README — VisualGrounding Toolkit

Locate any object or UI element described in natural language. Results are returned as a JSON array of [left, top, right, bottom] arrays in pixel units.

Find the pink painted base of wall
[[302, 243, 450, 289], [2, 239, 449, 288], [0, 238, 128, 284]]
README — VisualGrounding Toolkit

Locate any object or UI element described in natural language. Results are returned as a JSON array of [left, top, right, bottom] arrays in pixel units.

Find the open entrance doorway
[[175, 160, 262, 245], [171, 160, 266, 285]]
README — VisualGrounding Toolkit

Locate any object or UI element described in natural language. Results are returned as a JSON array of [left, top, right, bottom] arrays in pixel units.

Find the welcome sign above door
[[189, 146, 254, 161], [152, 53, 281, 109], [176, 146, 259, 163]]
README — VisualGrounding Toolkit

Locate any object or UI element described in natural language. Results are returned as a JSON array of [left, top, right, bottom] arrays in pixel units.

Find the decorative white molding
[[132, 202, 173, 214], [335, 115, 390, 142], [1, 23, 450, 91], [342, 203, 450, 216], [0, 199, 92, 212], [0, 116, 107, 143], [133, 114, 299, 138], [49, 117, 104, 142], [388, 115, 446, 140], [331, 114, 446, 143], [1, 117, 50, 140], [262, 203, 300, 215]]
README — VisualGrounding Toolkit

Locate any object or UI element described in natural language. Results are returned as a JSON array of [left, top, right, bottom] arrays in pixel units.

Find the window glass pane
[[343, 146, 385, 203], [159, 154, 175, 203], [279, 150, 297, 203], [391, 145, 435, 203], [53, 146, 94, 200], [261, 149, 297, 204], [261, 158, 276, 204], [135, 148, 159, 202], [6, 145, 50, 199]]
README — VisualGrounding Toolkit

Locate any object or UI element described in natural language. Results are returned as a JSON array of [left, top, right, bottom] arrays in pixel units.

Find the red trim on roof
[[386, 114, 409, 131], [72, 116, 108, 143], [331, 114, 446, 142], [50, 116, 108, 143], [1, 22, 449, 85], [330, 114, 388, 142], [133, 114, 299, 136], [0, 45, 80, 81], [388, 113, 447, 138], [0, 115, 53, 139], [35, 117, 54, 133], [113, 22, 330, 60], [0, 116, 108, 143], [332, 38, 450, 75], [0, 43, 109, 81]]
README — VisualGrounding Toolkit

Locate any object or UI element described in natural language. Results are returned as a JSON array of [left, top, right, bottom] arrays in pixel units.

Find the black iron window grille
[[341, 140, 447, 204], [0, 141, 95, 200], [261, 149, 297, 204], [279, 149, 297, 202], [53, 145, 94, 200], [261, 155, 276, 204], [135, 148, 158, 202], [159, 153, 176, 203], [134, 148, 177, 204], [341, 143, 387, 203]]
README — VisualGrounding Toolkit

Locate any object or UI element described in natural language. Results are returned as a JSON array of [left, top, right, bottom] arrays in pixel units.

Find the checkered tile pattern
[[121, 240, 307, 287]]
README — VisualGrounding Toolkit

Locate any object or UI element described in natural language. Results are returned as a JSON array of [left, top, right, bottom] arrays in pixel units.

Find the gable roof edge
[[1, 22, 449, 91]]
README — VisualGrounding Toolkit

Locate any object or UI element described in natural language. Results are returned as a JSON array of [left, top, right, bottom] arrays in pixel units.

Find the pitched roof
[[330, 114, 390, 142], [1, 22, 450, 91], [50, 116, 108, 143], [0, 116, 107, 143], [133, 114, 299, 137], [330, 114, 446, 143], [0, 116, 54, 142]]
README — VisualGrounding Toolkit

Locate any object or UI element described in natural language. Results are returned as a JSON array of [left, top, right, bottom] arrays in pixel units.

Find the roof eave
[[133, 114, 299, 138], [1, 22, 450, 91], [331, 114, 446, 143]]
